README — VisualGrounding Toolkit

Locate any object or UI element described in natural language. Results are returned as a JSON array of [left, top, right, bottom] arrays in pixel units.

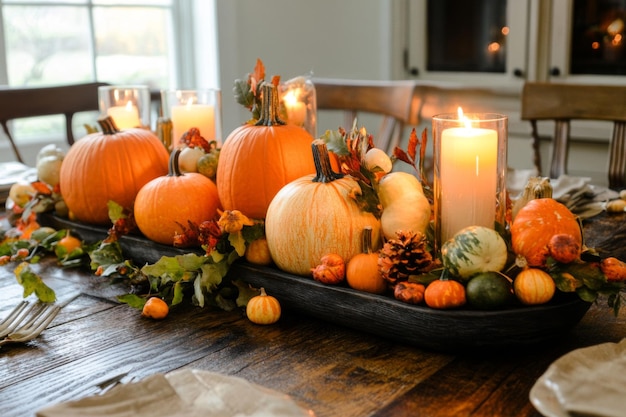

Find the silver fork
[[0, 301, 61, 347]]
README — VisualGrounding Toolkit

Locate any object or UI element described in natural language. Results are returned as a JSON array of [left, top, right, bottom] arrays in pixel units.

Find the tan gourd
[[378, 172, 431, 240]]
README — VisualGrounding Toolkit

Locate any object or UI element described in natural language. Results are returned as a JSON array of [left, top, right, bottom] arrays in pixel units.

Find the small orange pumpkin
[[510, 198, 582, 267], [346, 226, 387, 294], [216, 82, 316, 219], [424, 279, 467, 309], [513, 268, 556, 305], [246, 287, 281, 325], [134, 149, 220, 245], [600, 257, 626, 282], [59, 117, 169, 225]]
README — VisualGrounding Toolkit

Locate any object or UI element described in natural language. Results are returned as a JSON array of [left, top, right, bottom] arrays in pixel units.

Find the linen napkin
[[507, 170, 620, 219], [36, 369, 311, 417], [36, 374, 198, 417], [541, 339, 626, 417]]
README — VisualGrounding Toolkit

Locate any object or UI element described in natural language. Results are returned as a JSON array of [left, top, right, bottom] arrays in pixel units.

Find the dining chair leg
[[1, 121, 24, 163]]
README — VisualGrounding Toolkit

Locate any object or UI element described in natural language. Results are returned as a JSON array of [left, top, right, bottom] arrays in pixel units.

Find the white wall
[[215, 0, 397, 137]]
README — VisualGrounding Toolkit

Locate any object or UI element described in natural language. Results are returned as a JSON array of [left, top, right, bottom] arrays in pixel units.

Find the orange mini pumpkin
[[59, 117, 169, 225], [216, 82, 316, 220], [513, 268, 556, 305], [424, 279, 467, 309], [246, 287, 281, 325], [510, 198, 582, 267], [346, 226, 387, 294], [134, 149, 220, 245]]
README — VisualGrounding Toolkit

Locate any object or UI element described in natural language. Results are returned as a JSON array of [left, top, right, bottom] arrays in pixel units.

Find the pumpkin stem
[[255, 82, 286, 127], [311, 140, 344, 183], [361, 226, 373, 254], [98, 116, 121, 135], [168, 148, 184, 177]]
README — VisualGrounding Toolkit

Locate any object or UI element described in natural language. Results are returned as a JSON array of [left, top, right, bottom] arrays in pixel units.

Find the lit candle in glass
[[170, 98, 215, 147], [161, 89, 222, 149], [433, 109, 507, 247], [283, 89, 307, 127], [106, 101, 141, 129], [98, 85, 150, 129]]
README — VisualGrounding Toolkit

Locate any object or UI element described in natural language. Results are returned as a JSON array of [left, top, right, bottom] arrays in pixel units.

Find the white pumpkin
[[265, 141, 381, 276]]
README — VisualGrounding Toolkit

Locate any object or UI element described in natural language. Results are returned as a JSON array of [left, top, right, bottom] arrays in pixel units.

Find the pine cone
[[378, 230, 433, 286]]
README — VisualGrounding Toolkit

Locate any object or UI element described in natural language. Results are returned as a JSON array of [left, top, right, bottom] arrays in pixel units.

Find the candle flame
[[283, 90, 298, 106], [125, 101, 134, 111], [458, 107, 473, 129], [185, 97, 196, 107]]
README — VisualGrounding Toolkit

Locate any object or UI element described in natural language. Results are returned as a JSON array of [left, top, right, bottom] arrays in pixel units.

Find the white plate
[[530, 339, 626, 417], [529, 374, 568, 417], [37, 369, 313, 417], [0, 162, 36, 191]]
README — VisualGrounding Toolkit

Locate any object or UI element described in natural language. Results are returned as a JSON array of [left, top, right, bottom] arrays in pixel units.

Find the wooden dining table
[[1, 211, 625, 417]]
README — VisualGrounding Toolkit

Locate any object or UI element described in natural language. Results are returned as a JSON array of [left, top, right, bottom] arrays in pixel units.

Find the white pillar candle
[[439, 124, 498, 243], [106, 101, 140, 129], [171, 103, 215, 148]]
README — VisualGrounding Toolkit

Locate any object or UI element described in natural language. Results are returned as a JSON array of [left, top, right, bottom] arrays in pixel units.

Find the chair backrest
[[0, 82, 108, 162], [521, 82, 626, 189], [313, 78, 421, 152]]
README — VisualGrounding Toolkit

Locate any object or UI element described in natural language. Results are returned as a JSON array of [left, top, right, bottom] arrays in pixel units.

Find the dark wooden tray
[[39, 213, 591, 352]]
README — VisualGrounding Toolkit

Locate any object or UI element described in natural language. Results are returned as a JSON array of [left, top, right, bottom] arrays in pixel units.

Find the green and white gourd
[[441, 226, 508, 280]]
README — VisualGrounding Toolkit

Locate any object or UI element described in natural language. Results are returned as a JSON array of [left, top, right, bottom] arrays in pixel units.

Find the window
[[427, 0, 508, 73], [406, 0, 529, 87], [0, 0, 218, 159], [570, 0, 626, 76], [0, 0, 178, 88]]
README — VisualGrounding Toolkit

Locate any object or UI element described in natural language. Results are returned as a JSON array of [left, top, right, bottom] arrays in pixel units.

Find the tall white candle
[[106, 101, 140, 129], [439, 124, 498, 242], [171, 103, 215, 148]]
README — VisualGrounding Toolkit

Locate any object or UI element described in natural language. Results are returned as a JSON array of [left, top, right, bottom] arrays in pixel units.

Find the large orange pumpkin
[[510, 198, 582, 267], [265, 140, 381, 276], [216, 82, 316, 220], [59, 117, 169, 225], [134, 149, 220, 245]]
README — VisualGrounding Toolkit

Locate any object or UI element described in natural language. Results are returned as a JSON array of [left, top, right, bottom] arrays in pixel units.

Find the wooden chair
[[521, 82, 626, 189], [0, 82, 108, 162], [313, 78, 421, 152]]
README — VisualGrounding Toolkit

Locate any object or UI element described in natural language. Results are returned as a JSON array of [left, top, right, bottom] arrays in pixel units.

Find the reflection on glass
[[571, 0, 626, 75], [427, 0, 507, 73]]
